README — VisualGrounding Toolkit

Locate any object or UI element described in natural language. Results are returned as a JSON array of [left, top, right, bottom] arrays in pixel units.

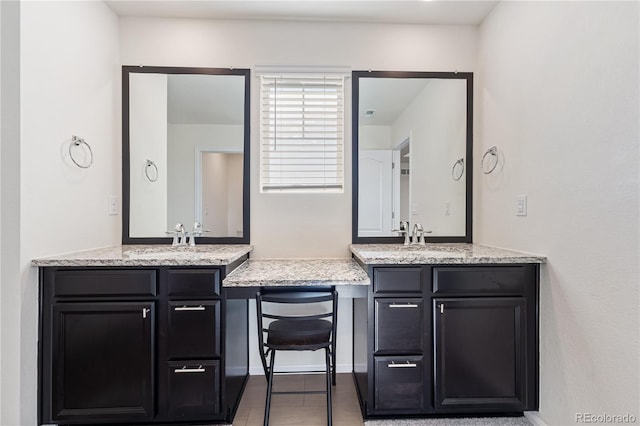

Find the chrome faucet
[[392, 221, 411, 245], [412, 223, 423, 245], [188, 221, 209, 246], [411, 223, 432, 245], [167, 223, 187, 246]]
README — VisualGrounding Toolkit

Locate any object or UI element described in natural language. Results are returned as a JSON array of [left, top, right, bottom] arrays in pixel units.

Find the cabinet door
[[51, 302, 154, 422], [433, 298, 527, 412]]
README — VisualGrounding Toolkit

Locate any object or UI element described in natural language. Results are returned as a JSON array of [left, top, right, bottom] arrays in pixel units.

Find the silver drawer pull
[[174, 365, 205, 373], [388, 361, 417, 368], [389, 303, 419, 308], [174, 305, 206, 311]]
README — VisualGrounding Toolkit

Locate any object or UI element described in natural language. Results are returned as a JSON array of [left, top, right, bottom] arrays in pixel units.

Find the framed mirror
[[352, 71, 473, 243], [122, 66, 250, 244]]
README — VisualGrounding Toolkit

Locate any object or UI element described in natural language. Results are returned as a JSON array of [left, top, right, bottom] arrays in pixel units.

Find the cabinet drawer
[[433, 266, 531, 295], [374, 356, 425, 411], [52, 269, 156, 297], [167, 360, 220, 418], [373, 267, 423, 293], [374, 298, 423, 353], [167, 269, 220, 297], [168, 300, 220, 359]]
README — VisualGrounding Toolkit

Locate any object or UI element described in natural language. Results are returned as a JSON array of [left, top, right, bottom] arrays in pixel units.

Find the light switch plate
[[516, 195, 527, 216], [108, 195, 119, 216]]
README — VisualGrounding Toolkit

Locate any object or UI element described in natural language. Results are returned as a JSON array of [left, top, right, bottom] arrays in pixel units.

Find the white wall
[[1, 2, 21, 424], [16, 2, 121, 425], [120, 17, 477, 259], [226, 154, 244, 237], [202, 152, 229, 235], [120, 16, 477, 373], [391, 80, 467, 235], [167, 123, 243, 231], [360, 125, 391, 150], [477, 2, 639, 424], [129, 73, 167, 237]]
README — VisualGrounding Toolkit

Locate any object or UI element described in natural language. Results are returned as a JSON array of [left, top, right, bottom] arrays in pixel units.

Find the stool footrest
[[272, 390, 327, 395]]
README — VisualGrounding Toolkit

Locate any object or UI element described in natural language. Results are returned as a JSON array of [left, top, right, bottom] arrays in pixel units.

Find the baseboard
[[249, 363, 352, 376], [524, 411, 548, 426]]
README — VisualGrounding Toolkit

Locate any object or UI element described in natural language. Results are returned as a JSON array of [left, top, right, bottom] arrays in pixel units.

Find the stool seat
[[267, 319, 332, 350]]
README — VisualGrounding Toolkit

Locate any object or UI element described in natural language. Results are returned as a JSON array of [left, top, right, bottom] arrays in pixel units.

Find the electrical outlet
[[108, 195, 119, 216], [516, 195, 527, 216], [444, 201, 451, 216]]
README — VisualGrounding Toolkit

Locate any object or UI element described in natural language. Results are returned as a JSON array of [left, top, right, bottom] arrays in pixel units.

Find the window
[[260, 74, 344, 192]]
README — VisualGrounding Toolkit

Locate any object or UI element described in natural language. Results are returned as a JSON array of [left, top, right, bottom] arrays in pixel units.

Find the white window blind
[[260, 74, 344, 192]]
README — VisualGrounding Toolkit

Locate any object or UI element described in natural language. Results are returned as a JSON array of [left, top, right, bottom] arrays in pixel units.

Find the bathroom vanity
[[33, 245, 252, 426], [349, 244, 545, 419], [34, 243, 544, 425]]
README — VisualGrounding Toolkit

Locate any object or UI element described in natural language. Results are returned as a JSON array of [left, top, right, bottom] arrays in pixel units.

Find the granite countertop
[[31, 244, 253, 267], [350, 243, 546, 265], [222, 259, 371, 287]]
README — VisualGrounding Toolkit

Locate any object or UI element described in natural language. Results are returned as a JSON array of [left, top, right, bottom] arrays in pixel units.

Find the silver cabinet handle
[[142, 308, 150, 318], [440, 303, 444, 314], [389, 303, 419, 308], [388, 361, 417, 368], [174, 365, 205, 373], [174, 305, 206, 311]]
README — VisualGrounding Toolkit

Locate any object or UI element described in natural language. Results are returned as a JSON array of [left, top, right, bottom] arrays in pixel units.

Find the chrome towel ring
[[69, 135, 93, 169], [452, 158, 464, 181], [482, 146, 499, 174], [145, 159, 158, 182]]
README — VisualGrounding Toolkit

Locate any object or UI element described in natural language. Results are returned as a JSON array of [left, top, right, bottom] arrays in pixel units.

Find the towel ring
[[452, 158, 464, 181], [482, 146, 498, 174], [69, 135, 93, 169], [145, 160, 158, 182]]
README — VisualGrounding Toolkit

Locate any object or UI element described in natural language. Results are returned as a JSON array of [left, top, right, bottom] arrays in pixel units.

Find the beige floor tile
[[234, 374, 364, 426]]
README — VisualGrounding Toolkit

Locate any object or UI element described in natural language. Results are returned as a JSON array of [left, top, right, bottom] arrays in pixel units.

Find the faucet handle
[[188, 222, 211, 246], [417, 227, 432, 245], [166, 230, 180, 246]]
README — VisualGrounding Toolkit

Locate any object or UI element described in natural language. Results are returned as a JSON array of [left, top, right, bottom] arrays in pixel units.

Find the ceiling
[[167, 74, 245, 125], [106, 1, 499, 25], [359, 78, 430, 125]]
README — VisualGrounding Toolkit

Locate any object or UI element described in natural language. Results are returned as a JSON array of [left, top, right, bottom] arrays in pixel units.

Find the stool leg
[[325, 347, 332, 426], [331, 345, 337, 386], [264, 350, 276, 426]]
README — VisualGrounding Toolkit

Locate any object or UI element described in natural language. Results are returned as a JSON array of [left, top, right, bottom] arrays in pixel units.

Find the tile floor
[[232, 373, 363, 426], [232, 374, 532, 426]]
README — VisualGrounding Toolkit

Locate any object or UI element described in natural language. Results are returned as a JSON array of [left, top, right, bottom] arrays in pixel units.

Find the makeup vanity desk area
[[33, 243, 545, 425]]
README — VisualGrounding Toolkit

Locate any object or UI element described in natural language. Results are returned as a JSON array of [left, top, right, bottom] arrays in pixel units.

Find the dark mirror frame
[[122, 65, 251, 245], [352, 70, 473, 244]]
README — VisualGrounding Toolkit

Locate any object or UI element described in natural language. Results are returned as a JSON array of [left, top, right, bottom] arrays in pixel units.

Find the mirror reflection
[[125, 68, 248, 241], [355, 72, 472, 240]]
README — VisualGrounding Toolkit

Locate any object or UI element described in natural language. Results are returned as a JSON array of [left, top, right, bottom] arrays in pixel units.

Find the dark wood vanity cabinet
[[38, 262, 248, 426], [353, 263, 539, 418], [50, 302, 155, 422]]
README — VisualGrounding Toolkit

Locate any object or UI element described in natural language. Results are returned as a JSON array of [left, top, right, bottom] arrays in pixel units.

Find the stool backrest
[[256, 287, 338, 352]]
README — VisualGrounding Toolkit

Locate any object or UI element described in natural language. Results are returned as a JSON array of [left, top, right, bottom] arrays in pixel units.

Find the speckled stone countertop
[[222, 259, 371, 287], [350, 244, 546, 265], [31, 245, 253, 267]]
